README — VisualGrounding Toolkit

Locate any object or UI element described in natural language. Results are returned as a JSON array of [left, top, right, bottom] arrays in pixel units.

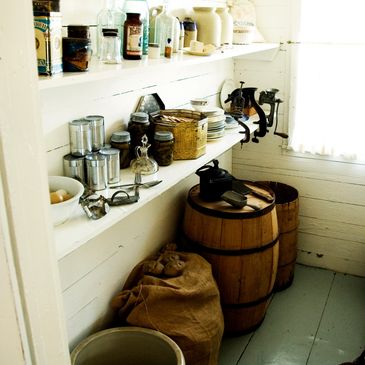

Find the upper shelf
[[38, 43, 279, 90], [54, 120, 259, 260]]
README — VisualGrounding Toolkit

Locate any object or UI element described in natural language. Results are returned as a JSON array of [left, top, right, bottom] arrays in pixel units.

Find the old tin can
[[99, 148, 120, 184], [85, 153, 108, 191], [69, 119, 92, 156], [34, 12, 63, 75], [63, 154, 85, 182], [85, 115, 105, 151]]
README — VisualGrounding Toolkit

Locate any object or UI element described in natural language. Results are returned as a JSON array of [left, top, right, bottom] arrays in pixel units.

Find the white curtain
[[288, 0, 365, 161]]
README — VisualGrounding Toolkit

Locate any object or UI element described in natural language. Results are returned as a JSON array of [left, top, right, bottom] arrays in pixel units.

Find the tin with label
[[34, 12, 63, 75]]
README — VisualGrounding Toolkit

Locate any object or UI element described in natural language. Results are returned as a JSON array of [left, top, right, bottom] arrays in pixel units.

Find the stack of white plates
[[224, 113, 239, 129], [201, 107, 226, 140]]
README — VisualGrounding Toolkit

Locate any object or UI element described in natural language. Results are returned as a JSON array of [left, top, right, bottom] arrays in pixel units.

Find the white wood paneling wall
[[232, 0, 365, 277], [40, 7, 234, 345]]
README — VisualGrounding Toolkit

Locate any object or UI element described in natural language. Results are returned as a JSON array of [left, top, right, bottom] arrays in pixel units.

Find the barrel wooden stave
[[256, 181, 299, 291]]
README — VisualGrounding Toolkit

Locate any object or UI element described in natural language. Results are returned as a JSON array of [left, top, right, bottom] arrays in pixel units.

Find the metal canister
[[85, 115, 105, 151], [63, 154, 85, 182], [69, 119, 92, 156], [99, 148, 120, 184], [85, 153, 107, 190]]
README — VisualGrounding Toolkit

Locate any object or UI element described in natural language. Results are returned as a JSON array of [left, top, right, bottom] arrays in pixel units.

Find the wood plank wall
[[232, 0, 365, 277], [42, 1, 232, 348]]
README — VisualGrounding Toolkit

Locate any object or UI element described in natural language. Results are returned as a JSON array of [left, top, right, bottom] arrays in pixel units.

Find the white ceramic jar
[[192, 7, 221, 47], [216, 7, 233, 46]]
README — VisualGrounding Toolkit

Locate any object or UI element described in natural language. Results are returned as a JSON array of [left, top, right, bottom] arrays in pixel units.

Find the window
[[288, 0, 365, 161]]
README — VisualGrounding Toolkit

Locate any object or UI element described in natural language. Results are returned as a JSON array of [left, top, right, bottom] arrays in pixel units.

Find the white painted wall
[[232, 0, 365, 277], [40, 27, 234, 348]]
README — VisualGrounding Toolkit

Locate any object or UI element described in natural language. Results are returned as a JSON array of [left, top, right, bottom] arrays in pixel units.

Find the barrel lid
[[187, 181, 276, 219]]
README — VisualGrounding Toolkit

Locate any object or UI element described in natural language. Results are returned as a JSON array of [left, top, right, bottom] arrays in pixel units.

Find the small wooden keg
[[257, 181, 299, 291], [183, 182, 279, 334]]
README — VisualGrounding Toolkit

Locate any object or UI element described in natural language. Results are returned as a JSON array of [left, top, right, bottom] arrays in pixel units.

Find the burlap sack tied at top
[[111, 246, 224, 365]]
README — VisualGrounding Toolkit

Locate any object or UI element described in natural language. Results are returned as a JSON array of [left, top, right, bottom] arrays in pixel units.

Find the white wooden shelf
[[54, 120, 259, 260], [38, 43, 279, 90]]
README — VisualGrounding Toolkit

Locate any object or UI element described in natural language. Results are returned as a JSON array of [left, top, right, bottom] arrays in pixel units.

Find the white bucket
[[232, 26, 255, 45], [71, 327, 185, 365]]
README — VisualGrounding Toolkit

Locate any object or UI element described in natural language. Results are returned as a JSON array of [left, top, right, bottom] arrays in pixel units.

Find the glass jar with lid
[[153, 130, 174, 166], [110, 130, 132, 169], [127, 112, 151, 153]]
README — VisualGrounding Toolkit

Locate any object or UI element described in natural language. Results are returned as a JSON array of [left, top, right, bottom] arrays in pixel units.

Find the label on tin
[[125, 25, 143, 56], [34, 13, 63, 75]]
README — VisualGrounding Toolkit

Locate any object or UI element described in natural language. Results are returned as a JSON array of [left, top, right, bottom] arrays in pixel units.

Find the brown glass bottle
[[123, 13, 143, 60]]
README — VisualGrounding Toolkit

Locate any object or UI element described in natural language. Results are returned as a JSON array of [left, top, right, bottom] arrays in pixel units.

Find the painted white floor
[[219, 264, 365, 365]]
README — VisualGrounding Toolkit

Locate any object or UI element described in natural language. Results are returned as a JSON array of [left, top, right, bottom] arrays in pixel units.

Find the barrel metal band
[[183, 234, 279, 256]]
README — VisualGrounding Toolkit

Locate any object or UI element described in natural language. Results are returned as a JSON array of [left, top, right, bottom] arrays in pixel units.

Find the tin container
[[69, 119, 92, 156], [63, 154, 85, 182], [85, 153, 108, 191], [34, 12, 63, 75], [99, 148, 120, 184], [85, 115, 105, 151]]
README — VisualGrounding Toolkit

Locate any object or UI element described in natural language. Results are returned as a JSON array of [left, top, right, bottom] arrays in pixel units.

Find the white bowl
[[190, 98, 208, 111], [49, 176, 84, 226]]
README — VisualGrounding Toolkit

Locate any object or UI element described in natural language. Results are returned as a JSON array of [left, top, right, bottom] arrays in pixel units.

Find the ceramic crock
[[192, 7, 221, 47], [216, 7, 233, 46]]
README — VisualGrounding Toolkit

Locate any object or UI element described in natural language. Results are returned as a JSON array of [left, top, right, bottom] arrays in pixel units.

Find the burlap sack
[[111, 249, 224, 365]]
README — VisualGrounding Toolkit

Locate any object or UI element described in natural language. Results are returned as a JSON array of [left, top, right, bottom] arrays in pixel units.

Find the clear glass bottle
[[130, 135, 158, 175], [149, 5, 163, 44], [96, 0, 125, 58], [154, 3, 175, 56], [123, 0, 149, 55], [100, 28, 122, 63]]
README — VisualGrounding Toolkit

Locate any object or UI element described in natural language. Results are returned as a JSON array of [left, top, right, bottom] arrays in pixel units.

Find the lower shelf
[[54, 120, 258, 260]]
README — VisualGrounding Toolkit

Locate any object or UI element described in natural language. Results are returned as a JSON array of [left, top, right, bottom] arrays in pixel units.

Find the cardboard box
[[34, 12, 63, 75]]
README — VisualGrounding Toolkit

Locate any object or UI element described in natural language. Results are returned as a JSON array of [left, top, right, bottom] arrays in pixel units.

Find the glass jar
[[127, 112, 150, 152], [123, 13, 143, 60], [153, 131, 174, 166], [100, 28, 122, 64], [62, 37, 92, 72], [123, 0, 149, 55], [67, 25, 91, 39], [110, 131, 132, 169], [183, 17, 197, 48]]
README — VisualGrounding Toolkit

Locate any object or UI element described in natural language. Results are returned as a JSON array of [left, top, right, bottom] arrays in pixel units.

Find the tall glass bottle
[[123, 0, 149, 55], [96, 0, 125, 58], [154, 3, 175, 56]]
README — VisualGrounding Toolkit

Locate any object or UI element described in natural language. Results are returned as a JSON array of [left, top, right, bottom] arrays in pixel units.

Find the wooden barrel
[[182, 182, 279, 334], [257, 181, 299, 291]]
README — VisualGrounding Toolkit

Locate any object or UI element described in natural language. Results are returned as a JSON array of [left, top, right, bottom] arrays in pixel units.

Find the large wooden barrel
[[182, 182, 279, 334], [257, 181, 299, 291]]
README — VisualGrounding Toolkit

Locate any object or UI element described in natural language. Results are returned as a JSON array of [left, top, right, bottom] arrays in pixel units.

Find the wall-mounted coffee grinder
[[258, 88, 288, 139], [224, 81, 268, 143]]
